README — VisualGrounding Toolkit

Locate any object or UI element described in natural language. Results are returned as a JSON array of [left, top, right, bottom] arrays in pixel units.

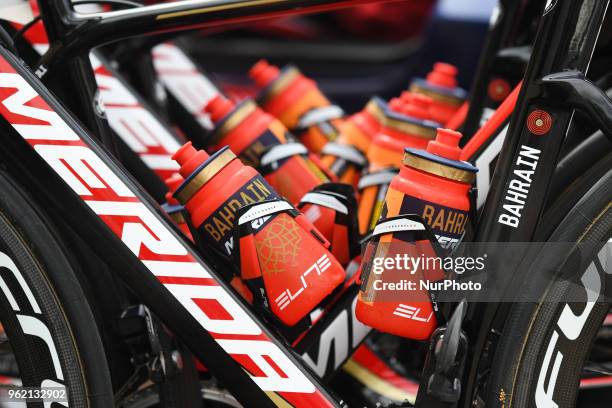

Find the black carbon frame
[[460, 1, 610, 406], [35, 0, 394, 78], [461, 0, 540, 141]]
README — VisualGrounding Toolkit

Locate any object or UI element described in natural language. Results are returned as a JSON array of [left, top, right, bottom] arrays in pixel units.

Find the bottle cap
[[426, 62, 458, 88], [173, 146, 237, 205], [401, 93, 432, 120], [249, 59, 281, 88], [205, 95, 235, 123], [172, 142, 210, 178], [426, 128, 462, 160]]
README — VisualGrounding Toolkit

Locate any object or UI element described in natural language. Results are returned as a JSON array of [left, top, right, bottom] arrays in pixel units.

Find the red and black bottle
[[356, 128, 477, 340], [249, 60, 344, 154], [357, 93, 441, 235], [172, 143, 345, 327], [410, 62, 467, 126], [204, 95, 330, 205], [319, 97, 386, 187]]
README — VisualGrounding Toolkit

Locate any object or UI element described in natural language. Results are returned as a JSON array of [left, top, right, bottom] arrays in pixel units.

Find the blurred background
[[182, 0, 496, 113]]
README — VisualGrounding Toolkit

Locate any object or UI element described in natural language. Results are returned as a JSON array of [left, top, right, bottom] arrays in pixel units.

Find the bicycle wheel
[[484, 163, 612, 407], [0, 171, 113, 407]]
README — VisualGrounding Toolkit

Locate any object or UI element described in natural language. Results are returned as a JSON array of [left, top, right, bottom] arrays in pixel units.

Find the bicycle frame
[[459, 0, 610, 406], [1, 0, 374, 386], [0, 35, 340, 408], [34, 0, 396, 159], [36, 0, 395, 76], [461, 0, 539, 139], [0, 0, 609, 407]]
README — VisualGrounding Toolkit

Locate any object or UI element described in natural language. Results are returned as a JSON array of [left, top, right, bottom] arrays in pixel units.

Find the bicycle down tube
[[0, 42, 342, 407]]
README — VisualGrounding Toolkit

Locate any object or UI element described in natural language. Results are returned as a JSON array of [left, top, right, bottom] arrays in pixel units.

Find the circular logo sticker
[[526, 110, 552, 135], [488, 78, 511, 102]]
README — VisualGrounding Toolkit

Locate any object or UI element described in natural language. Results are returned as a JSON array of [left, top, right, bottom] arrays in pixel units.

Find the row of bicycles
[[0, 0, 609, 407]]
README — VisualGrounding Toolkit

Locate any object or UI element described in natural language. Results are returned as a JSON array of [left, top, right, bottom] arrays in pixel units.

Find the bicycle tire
[[0, 170, 113, 407], [484, 163, 612, 407]]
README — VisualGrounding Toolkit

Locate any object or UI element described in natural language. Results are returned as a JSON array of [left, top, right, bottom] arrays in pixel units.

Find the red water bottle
[[338, 97, 385, 153], [319, 97, 386, 186], [166, 154, 254, 304], [172, 142, 280, 258], [410, 62, 467, 126], [204, 95, 329, 205], [355, 215, 443, 340], [367, 93, 438, 170], [172, 143, 345, 326], [355, 129, 476, 340], [357, 94, 441, 235], [249, 60, 343, 153], [382, 128, 477, 251]]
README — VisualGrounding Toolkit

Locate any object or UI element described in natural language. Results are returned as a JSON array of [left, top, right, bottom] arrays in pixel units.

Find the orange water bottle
[[204, 95, 329, 205], [381, 128, 477, 251], [357, 94, 441, 234], [172, 143, 345, 326], [249, 60, 344, 153], [319, 97, 386, 186], [355, 129, 476, 339], [410, 62, 467, 126], [410, 62, 467, 125]]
